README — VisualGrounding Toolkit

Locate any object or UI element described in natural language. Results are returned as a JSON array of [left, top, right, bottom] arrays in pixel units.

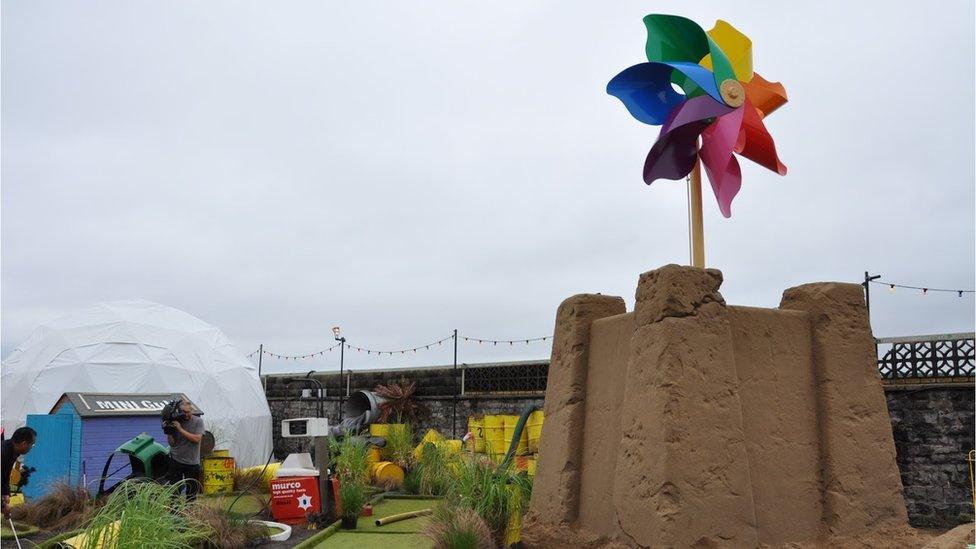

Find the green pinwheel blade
[[644, 14, 737, 95]]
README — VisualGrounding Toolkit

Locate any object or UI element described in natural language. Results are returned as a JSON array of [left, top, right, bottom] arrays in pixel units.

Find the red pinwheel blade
[[699, 107, 745, 218], [735, 97, 787, 175]]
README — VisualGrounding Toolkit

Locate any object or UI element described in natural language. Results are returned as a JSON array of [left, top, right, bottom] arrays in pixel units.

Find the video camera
[[17, 465, 36, 490], [160, 398, 184, 435]]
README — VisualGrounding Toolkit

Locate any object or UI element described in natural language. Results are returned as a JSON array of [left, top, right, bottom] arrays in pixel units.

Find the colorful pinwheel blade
[[606, 63, 684, 125], [703, 20, 753, 82], [607, 62, 726, 126], [699, 107, 745, 218], [735, 97, 787, 175], [743, 73, 787, 118], [644, 14, 737, 94], [644, 95, 735, 184]]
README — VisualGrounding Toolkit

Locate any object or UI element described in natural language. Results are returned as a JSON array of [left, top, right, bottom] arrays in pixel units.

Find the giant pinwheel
[[607, 14, 787, 265]]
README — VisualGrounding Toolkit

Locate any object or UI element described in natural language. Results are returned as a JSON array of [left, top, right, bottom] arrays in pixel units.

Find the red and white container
[[269, 476, 320, 524]]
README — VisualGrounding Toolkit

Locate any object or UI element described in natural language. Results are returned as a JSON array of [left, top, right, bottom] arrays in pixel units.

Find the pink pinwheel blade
[[700, 107, 745, 218], [644, 95, 734, 184]]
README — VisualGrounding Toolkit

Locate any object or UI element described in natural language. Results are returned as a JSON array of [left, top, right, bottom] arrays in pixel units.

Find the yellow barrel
[[414, 429, 446, 461], [503, 415, 529, 456], [483, 415, 505, 456], [369, 423, 390, 437], [366, 447, 381, 465], [444, 440, 462, 454], [467, 416, 485, 453], [8, 493, 24, 508], [202, 456, 236, 494], [526, 410, 544, 453], [371, 461, 405, 487], [526, 456, 537, 477], [238, 462, 281, 490]]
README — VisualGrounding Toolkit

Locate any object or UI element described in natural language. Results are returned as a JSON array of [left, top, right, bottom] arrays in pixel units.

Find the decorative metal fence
[[877, 333, 975, 381], [462, 360, 549, 394]]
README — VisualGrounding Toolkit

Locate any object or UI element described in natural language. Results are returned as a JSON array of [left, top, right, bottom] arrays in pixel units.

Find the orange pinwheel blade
[[743, 73, 787, 118]]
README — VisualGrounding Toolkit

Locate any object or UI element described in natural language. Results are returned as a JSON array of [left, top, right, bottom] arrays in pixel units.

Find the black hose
[[500, 404, 538, 469], [226, 447, 276, 517]]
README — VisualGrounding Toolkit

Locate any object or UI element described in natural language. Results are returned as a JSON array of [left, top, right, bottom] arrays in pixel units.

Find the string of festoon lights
[[246, 332, 552, 361], [871, 279, 975, 298]]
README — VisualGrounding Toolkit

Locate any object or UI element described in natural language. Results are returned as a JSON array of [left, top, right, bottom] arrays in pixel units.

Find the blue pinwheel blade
[[607, 63, 684, 126], [607, 62, 725, 126]]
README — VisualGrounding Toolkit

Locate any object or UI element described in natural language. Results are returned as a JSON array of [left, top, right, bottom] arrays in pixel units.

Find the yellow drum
[[369, 423, 390, 437], [503, 415, 529, 456], [467, 416, 485, 453], [483, 415, 505, 456], [526, 456, 537, 477], [202, 456, 236, 494], [526, 410, 544, 453], [371, 461, 405, 487]]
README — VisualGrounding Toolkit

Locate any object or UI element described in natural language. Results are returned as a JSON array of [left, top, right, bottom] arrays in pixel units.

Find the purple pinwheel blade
[[644, 95, 734, 184], [607, 63, 685, 125]]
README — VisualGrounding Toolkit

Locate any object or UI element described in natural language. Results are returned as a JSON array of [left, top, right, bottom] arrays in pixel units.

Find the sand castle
[[524, 264, 907, 547]]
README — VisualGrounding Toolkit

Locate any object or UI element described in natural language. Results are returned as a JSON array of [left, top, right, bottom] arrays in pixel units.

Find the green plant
[[416, 442, 453, 496], [75, 480, 206, 549], [448, 455, 532, 546], [232, 467, 267, 493], [9, 481, 99, 532], [382, 422, 415, 470], [183, 503, 268, 549], [422, 504, 494, 549], [403, 467, 422, 495], [375, 379, 430, 425], [329, 435, 371, 485], [338, 480, 367, 528]]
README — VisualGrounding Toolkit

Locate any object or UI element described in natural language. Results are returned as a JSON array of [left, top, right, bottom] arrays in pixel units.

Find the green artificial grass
[[312, 531, 432, 548], [356, 497, 440, 533], [198, 492, 269, 517], [1, 521, 39, 539]]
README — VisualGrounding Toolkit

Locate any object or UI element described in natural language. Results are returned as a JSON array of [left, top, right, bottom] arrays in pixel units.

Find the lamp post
[[333, 326, 346, 419]]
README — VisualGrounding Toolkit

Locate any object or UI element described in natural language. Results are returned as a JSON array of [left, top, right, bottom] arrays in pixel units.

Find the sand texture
[[524, 265, 911, 548]]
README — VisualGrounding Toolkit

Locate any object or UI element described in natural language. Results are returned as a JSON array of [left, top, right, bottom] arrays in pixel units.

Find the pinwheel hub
[[719, 79, 745, 108]]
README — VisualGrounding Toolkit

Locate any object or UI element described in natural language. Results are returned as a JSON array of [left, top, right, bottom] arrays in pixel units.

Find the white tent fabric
[[1, 300, 271, 467]]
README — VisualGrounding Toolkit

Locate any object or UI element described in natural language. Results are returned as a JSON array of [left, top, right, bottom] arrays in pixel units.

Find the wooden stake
[[688, 160, 705, 268]]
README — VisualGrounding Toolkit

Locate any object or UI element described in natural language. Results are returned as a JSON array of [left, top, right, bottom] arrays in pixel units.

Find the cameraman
[[2, 427, 36, 517], [163, 400, 204, 500]]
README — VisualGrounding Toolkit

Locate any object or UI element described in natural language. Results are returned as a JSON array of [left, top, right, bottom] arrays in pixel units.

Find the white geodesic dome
[[0, 299, 271, 466]]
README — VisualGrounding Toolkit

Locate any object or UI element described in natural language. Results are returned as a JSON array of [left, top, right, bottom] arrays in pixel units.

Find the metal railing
[[877, 333, 975, 381]]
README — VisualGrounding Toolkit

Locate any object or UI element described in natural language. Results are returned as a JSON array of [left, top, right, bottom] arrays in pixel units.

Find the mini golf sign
[[53, 392, 199, 417]]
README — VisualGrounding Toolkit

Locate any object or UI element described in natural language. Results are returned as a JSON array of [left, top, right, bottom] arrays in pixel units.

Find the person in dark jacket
[[1, 427, 36, 516]]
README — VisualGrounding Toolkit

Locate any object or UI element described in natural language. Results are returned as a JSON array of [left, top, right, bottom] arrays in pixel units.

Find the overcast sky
[[3, 1, 974, 375]]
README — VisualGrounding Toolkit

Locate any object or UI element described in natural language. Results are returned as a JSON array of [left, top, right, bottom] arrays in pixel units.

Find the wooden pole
[[688, 160, 705, 268]]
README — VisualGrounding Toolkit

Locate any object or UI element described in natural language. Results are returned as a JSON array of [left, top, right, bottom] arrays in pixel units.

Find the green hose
[[499, 404, 538, 469]]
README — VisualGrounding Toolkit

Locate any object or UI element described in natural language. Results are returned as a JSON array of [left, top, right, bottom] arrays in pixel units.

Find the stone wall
[[266, 394, 543, 459], [886, 385, 975, 527]]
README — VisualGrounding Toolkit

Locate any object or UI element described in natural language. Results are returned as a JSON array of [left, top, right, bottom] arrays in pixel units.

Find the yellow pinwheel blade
[[701, 20, 753, 82]]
